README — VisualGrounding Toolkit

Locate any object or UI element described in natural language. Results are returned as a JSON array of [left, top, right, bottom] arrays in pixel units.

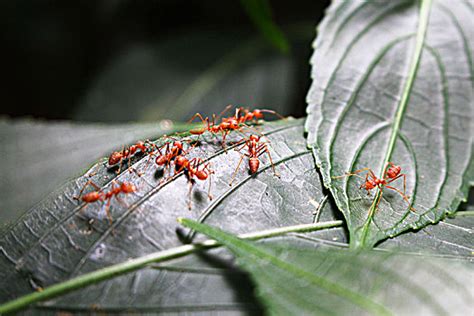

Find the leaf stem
[[0, 220, 342, 315], [449, 210, 474, 217]]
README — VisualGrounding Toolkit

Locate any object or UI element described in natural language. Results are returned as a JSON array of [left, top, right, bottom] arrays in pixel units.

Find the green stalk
[[0, 220, 342, 315]]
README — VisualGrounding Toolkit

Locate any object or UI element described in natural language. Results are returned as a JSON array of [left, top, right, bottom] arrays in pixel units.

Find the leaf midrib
[[359, 0, 433, 248]]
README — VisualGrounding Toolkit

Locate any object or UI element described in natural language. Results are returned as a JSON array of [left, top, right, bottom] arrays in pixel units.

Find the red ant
[[108, 140, 153, 174], [231, 107, 285, 124], [188, 112, 242, 147], [152, 140, 185, 176], [229, 134, 279, 186], [333, 162, 415, 212], [174, 155, 214, 209], [146, 138, 198, 179], [188, 106, 281, 147], [74, 180, 137, 224]]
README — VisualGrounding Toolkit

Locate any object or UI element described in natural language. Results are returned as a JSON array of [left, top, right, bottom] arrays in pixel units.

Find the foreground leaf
[[182, 219, 474, 316], [0, 221, 342, 314], [305, 0, 474, 248], [0, 119, 342, 313]]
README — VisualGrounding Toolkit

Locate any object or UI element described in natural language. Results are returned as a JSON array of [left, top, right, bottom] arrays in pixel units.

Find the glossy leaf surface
[[305, 0, 474, 248], [0, 119, 341, 313], [0, 119, 181, 223]]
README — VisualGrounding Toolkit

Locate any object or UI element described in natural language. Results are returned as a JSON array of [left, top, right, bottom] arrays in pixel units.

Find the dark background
[[1, 0, 330, 122]]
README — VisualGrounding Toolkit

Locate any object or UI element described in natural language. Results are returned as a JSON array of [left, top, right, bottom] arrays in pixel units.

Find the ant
[[108, 140, 154, 174], [230, 107, 285, 124], [188, 112, 243, 147], [174, 155, 214, 210], [146, 137, 198, 179], [333, 162, 415, 212], [152, 140, 185, 177], [188, 106, 278, 148], [74, 180, 137, 224], [229, 134, 279, 186]]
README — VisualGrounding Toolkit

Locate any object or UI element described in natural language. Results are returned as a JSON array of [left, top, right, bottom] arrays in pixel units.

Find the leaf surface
[[0, 119, 182, 224], [305, 0, 474, 248], [183, 219, 474, 316], [0, 119, 342, 313]]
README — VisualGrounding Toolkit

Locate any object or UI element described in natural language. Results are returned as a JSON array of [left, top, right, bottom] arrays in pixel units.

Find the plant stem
[[0, 220, 342, 315], [450, 210, 474, 217]]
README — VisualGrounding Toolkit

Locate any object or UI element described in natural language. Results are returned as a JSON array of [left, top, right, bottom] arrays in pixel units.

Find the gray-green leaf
[[305, 0, 474, 248], [182, 218, 474, 316], [0, 119, 183, 224], [0, 119, 340, 313]]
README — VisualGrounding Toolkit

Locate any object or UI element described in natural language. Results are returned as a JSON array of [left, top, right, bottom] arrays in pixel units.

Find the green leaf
[[0, 221, 343, 315], [240, 0, 290, 53], [0, 119, 186, 224], [181, 219, 474, 316], [380, 209, 474, 258], [0, 119, 343, 313], [305, 0, 474, 248]]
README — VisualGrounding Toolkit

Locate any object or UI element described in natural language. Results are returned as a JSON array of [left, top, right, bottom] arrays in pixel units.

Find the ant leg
[[359, 173, 372, 194], [125, 155, 140, 176], [258, 109, 286, 120], [240, 123, 265, 138], [332, 167, 372, 179], [115, 195, 128, 208], [207, 165, 214, 201], [373, 187, 384, 213], [221, 130, 231, 151], [115, 146, 127, 174], [257, 144, 280, 177], [188, 113, 208, 124], [187, 179, 194, 210], [229, 154, 245, 186], [74, 180, 101, 200], [216, 104, 234, 120], [367, 169, 378, 181], [387, 173, 407, 196], [103, 198, 113, 225], [385, 185, 416, 212]]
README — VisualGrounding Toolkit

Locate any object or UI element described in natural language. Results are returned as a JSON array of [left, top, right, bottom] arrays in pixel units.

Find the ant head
[[108, 152, 123, 165], [121, 182, 136, 193], [253, 109, 264, 119], [136, 140, 145, 147], [249, 135, 260, 142], [173, 141, 183, 149]]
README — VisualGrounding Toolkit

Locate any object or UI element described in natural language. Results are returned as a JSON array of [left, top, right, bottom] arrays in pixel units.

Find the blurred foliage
[[0, 0, 329, 122], [240, 0, 290, 53], [0, 0, 329, 222]]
